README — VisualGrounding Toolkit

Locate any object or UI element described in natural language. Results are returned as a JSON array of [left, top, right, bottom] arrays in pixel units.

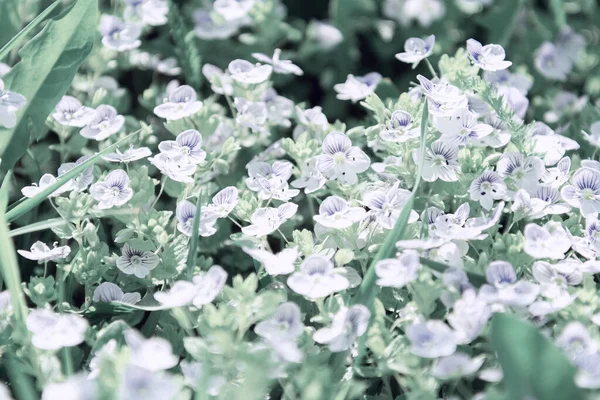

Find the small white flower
[[436, 108, 493, 146], [362, 182, 418, 229], [296, 106, 328, 129], [242, 203, 298, 237], [90, 169, 133, 209], [375, 250, 421, 288], [582, 121, 600, 148], [18, 241, 71, 262], [214, 0, 255, 21], [334, 72, 381, 102], [246, 160, 293, 191], [124, 329, 179, 371], [556, 322, 597, 364], [379, 110, 420, 143], [511, 189, 547, 219], [313, 196, 366, 229], [0, 78, 27, 129], [535, 42, 572, 81], [21, 174, 67, 198], [252, 49, 303, 76], [317, 132, 371, 185], [190, 265, 228, 307], [124, 0, 168, 26], [176, 200, 219, 237], [228, 59, 272, 85], [41, 375, 96, 400], [418, 140, 460, 182], [26, 309, 88, 350], [92, 282, 141, 304], [206, 186, 238, 218], [496, 152, 545, 193], [417, 75, 468, 117], [447, 289, 491, 344], [158, 129, 206, 165], [116, 243, 159, 278], [313, 305, 370, 352], [193, 9, 245, 40], [102, 145, 152, 163], [154, 85, 203, 120], [117, 366, 181, 400], [307, 21, 343, 50], [243, 247, 298, 276], [255, 302, 304, 341], [532, 186, 571, 217], [58, 155, 95, 193], [473, 115, 511, 148], [561, 167, 600, 217], [291, 157, 327, 194], [202, 64, 233, 95], [149, 153, 197, 183], [480, 261, 539, 306], [532, 123, 580, 166], [407, 320, 457, 358], [431, 353, 486, 380], [395, 35, 435, 65], [52, 96, 95, 127], [287, 255, 350, 299], [524, 222, 571, 259], [466, 38, 512, 71], [99, 15, 142, 51], [81, 105, 125, 141], [541, 156, 571, 188], [469, 171, 507, 210], [262, 88, 294, 127], [235, 97, 268, 131]]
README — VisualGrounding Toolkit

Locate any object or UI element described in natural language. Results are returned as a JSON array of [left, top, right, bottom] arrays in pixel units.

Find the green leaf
[[0, 0, 97, 171], [0, 0, 20, 50], [186, 195, 203, 280], [489, 313, 584, 400]]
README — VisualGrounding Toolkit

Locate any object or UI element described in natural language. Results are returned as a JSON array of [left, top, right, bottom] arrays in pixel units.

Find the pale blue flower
[[92, 282, 141, 304], [26, 309, 88, 350], [379, 110, 420, 143], [102, 145, 152, 163], [125, 329, 179, 371], [317, 132, 371, 185], [480, 261, 539, 307], [418, 140, 460, 182], [535, 42, 572, 81], [313, 196, 366, 229], [235, 97, 268, 131], [469, 171, 506, 210], [53, 96, 94, 127], [228, 59, 272, 85], [447, 289, 491, 344], [467, 39, 512, 71], [255, 302, 304, 341], [313, 305, 370, 352], [117, 366, 181, 400], [375, 250, 421, 288], [154, 85, 202, 120], [407, 320, 457, 358], [287, 255, 349, 299], [496, 152, 544, 193], [81, 105, 125, 141], [58, 155, 94, 192], [395, 35, 435, 65], [362, 182, 418, 229], [18, 241, 71, 262], [241, 203, 298, 237], [116, 243, 159, 278], [99, 15, 141, 51], [561, 168, 600, 217], [175, 200, 219, 237], [430, 353, 485, 380], [252, 49, 303, 76], [158, 129, 206, 165], [334, 73, 381, 102], [193, 9, 245, 40], [90, 169, 133, 209]]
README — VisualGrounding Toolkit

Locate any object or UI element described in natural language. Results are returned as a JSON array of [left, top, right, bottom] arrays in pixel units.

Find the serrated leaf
[[0, 0, 97, 171]]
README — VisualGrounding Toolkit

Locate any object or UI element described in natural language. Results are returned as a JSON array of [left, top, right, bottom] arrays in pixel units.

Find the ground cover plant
[[0, 0, 600, 399]]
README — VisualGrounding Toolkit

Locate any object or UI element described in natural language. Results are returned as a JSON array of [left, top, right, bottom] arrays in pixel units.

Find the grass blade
[[0, 170, 13, 213], [8, 217, 68, 237], [186, 195, 203, 280]]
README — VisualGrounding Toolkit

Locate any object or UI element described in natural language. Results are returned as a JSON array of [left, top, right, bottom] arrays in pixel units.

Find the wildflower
[[556, 322, 597, 364], [480, 261, 539, 306], [234, 97, 268, 131], [262, 88, 294, 127], [483, 69, 532, 94], [496, 152, 544, 193], [92, 282, 141, 304], [556, 26, 586, 61], [243, 247, 298, 276], [437, 108, 493, 145], [154, 85, 202, 120], [544, 91, 588, 123], [447, 289, 491, 344], [252, 49, 303, 76], [542, 156, 571, 188], [291, 157, 327, 194], [532, 124, 580, 166], [582, 121, 600, 148], [418, 140, 460, 182], [21, 174, 66, 198], [228, 59, 272, 85], [42, 375, 97, 400], [362, 182, 418, 229], [149, 153, 197, 183], [99, 15, 142, 51], [334, 72, 382, 102], [313, 196, 366, 229], [524, 222, 571, 260], [102, 145, 152, 163], [246, 160, 293, 192], [313, 305, 370, 352], [81, 105, 125, 141], [255, 302, 304, 341], [206, 186, 238, 218], [529, 261, 580, 316], [52, 96, 94, 127], [532, 186, 571, 216], [117, 367, 181, 400], [535, 42, 572, 81], [193, 10, 244, 40], [116, 243, 159, 278], [18, 241, 71, 262], [202, 64, 233, 95], [175, 200, 219, 237], [125, 330, 179, 371], [26, 309, 88, 350], [418, 76, 468, 117], [296, 106, 328, 129], [375, 250, 421, 288], [317, 132, 371, 185], [395, 35, 435, 65], [214, 0, 255, 21], [561, 168, 600, 217], [466, 39, 512, 71], [510, 189, 548, 219], [287, 255, 350, 299], [407, 320, 457, 358], [379, 110, 420, 143], [58, 155, 94, 192], [124, 0, 168, 26], [90, 169, 133, 209], [0, 78, 26, 129], [242, 203, 298, 237], [158, 129, 206, 165], [190, 266, 228, 307], [575, 354, 600, 389], [469, 171, 507, 210], [431, 353, 486, 380]]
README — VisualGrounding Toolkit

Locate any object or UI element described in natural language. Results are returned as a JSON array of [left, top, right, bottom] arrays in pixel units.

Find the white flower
[[436, 108, 493, 146], [510, 189, 547, 219], [0, 63, 10, 77], [402, 0, 446, 27], [529, 261, 580, 316], [362, 182, 418, 229], [480, 261, 539, 306], [447, 289, 491, 344], [307, 21, 343, 50], [469, 171, 507, 210], [532, 124, 580, 166], [317, 132, 371, 185], [90, 169, 133, 209], [235, 97, 268, 131], [81, 105, 125, 141], [313, 196, 366, 229], [158, 129, 206, 165], [26, 309, 88, 350], [153, 281, 196, 307], [117, 366, 181, 400], [586, 218, 600, 253], [154, 85, 202, 120], [375, 250, 421, 288], [124, 0, 168, 26], [542, 156, 571, 188], [466, 38, 512, 71], [0, 78, 27, 129], [418, 140, 460, 182], [296, 106, 328, 129], [535, 42, 572, 81], [99, 15, 141, 51], [18, 241, 71, 262], [176, 200, 219, 237], [92, 282, 141, 304], [228, 59, 272, 85], [431, 353, 486, 380], [255, 302, 304, 341], [252, 49, 303, 76], [417, 75, 468, 117], [379, 110, 420, 143], [116, 243, 159, 278], [124, 329, 178, 371], [474, 115, 511, 148], [291, 157, 327, 194], [287, 255, 350, 299], [532, 186, 571, 216], [242, 247, 298, 276], [190, 266, 228, 307], [206, 186, 238, 218], [524, 222, 571, 260], [246, 160, 293, 191], [582, 121, 600, 148], [334, 72, 381, 102], [41, 375, 96, 400], [242, 203, 298, 237], [202, 64, 233, 95], [52, 96, 94, 127], [214, 0, 255, 21], [496, 152, 544, 193], [313, 305, 370, 352], [193, 10, 245, 40], [58, 155, 95, 193], [262, 88, 294, 127], [395, 35, 435, 65], [149, 153, 197, 183], [561, 168, 600, 217], [556, 322, 597, 364], [407, 320, 457, 358], [102, 145, 152, 163], [21, 174, 67, 198]]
